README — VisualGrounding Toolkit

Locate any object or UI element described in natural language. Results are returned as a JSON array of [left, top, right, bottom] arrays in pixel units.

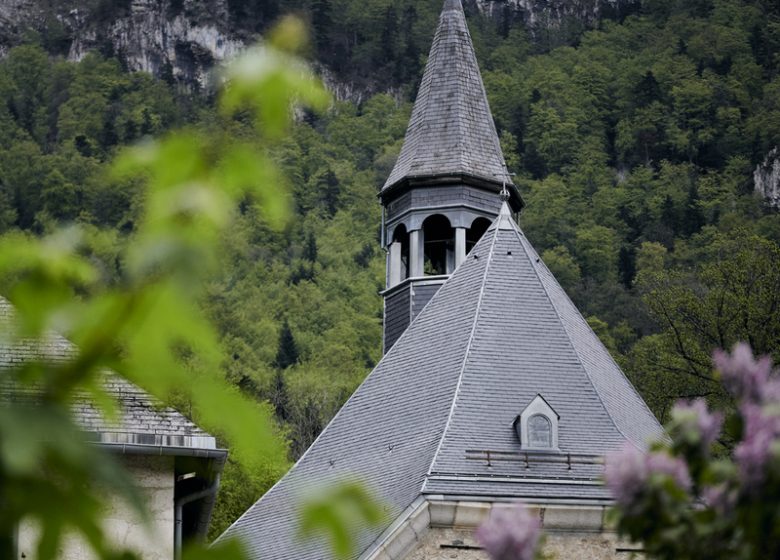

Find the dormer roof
[[382, 0, 513, 194]]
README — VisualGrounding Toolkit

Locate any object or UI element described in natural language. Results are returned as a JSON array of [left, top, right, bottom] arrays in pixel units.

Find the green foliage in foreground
[[0, 20, 332, 559], [298, 482, 385, 559]]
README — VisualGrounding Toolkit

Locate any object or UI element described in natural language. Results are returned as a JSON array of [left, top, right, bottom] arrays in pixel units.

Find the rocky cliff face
[[1, 0, 638, 97], [755, 148, 780, 209], [0, 0, 242, 90], [69, 1, 242, 88], [472, 0, 638, 34]]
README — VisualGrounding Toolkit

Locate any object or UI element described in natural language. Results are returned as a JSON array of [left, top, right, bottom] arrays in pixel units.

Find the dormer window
[[514, 394, 560, 451]]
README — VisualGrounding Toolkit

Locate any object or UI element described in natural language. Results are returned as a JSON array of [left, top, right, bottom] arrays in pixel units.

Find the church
[[218, 0, 663, 558]]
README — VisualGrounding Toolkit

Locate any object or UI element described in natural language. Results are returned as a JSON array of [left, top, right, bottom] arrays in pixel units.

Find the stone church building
[[219, 0, 663, 558]]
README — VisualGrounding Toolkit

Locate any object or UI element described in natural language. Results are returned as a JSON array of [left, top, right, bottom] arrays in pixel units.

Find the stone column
[[389, 241, 402, 287], [455, 227, 466, 268], [410, 229, 423, 277]]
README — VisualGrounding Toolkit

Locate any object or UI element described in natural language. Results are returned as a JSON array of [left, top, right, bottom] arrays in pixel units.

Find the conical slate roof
[[382, 0, 512, 191], [217, 206, 663, 559]]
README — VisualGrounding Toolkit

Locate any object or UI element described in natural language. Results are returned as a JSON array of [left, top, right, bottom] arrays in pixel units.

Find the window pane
[[528, 415, 552, 447]]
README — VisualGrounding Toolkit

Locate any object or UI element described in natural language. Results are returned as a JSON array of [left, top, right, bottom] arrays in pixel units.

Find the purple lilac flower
[[702, 483, 736, 515], [605, 444, 691, 507], [762, 379, 780, 404], [671, 398, 723, 448], [475, 503, 541, 560], [713, 343, 773, 403], [734, 403, 780, 490], [647, 452, 692, 490], [605, 444, 649, 507]]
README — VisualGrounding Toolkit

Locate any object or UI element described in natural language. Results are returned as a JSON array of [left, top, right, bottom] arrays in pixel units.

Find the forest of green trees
[[1, 0, 780, 537]]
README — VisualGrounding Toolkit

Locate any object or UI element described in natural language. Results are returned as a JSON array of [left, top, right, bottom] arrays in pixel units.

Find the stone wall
[[406, 527, 635, 560], [18, 454, 175, 560], [366, 499, 643, 560]]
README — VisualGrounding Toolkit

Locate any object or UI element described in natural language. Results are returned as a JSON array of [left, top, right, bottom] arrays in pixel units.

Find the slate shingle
[[217, 205, 663, 559], [382, 0, 511, 191]]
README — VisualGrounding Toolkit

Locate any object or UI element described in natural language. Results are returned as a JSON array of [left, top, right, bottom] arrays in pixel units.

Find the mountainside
[[475, 0, 638, 28]]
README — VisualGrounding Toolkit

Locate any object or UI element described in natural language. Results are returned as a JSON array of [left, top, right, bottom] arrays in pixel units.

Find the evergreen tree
[[303, 231, 318, 262], [274, 320, 299, 369]]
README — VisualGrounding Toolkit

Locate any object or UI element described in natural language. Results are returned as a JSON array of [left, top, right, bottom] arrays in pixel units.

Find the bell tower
[[380, 0, 523, 352]]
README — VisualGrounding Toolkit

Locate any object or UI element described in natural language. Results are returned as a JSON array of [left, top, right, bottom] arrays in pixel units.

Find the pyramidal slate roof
[[382, 0, 512, 191], [217, 205, 663, 559]]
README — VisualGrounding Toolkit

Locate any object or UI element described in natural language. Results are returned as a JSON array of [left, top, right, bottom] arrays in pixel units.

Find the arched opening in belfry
[[389, 224, 409, 284], [466, 217, 491, 254], [422, 215, 454, 276]]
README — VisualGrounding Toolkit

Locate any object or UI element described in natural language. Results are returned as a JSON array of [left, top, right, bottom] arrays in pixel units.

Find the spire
[[382, 0, 512, 191], [496, 183, 515, 229]]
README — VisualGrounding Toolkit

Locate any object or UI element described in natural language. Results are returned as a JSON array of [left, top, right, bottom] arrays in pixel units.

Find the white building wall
[[18, 455, 175, 560], [404, 526, 630, 560]]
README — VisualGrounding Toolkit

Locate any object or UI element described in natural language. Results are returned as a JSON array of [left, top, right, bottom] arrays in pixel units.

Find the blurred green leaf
[[183, 538, 246, 560], [0, 18, 328, 559]]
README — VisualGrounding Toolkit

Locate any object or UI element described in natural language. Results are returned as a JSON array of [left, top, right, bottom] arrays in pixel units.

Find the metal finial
[[499, 181, 510, 202]]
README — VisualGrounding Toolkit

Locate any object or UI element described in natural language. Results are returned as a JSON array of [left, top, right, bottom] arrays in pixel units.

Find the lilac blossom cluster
[[713, 342, 779, 405], [671, 398, 723, 450], [714, 343, 780, 490], [733, 402, 780, 490], [605, 444, 692, 507], [475, 504, 541, 560]]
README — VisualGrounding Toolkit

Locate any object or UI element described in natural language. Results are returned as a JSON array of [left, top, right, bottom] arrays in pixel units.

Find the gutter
[[175, 474, 221, 560], [98, 442, 228, 463]]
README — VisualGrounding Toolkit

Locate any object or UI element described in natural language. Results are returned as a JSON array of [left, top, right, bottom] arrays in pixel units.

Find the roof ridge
[[507, 226, 644, 451], [423, 219, 501, 484]]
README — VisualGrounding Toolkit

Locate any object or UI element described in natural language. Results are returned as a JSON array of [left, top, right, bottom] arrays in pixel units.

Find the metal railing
[[465, 449, 604, 470]]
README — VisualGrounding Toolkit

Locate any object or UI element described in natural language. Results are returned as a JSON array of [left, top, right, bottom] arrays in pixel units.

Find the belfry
[[380, 0, 522, 351], [219, 1, 662, 558]]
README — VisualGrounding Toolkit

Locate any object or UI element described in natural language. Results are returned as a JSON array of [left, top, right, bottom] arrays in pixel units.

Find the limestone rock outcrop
[[1, 0, 641, 97], [0, 0, 241, 90], [754, 147, 780, 209], [472, 0, 639, 31]]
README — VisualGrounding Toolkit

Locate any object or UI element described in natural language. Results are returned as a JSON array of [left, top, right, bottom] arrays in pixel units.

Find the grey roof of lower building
[[217, 205, 663, 559], [0, 298, 218, 450]]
